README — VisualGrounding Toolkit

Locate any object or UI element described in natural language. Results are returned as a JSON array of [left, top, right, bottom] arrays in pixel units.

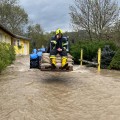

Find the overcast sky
[[19, 0, 73, 32]]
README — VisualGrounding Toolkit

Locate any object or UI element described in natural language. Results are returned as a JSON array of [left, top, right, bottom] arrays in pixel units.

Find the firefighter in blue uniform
[[50, 28, 68, 69]]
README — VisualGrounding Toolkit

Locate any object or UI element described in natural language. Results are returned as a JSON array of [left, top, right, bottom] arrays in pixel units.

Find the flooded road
[[0, 56, 120, 120]]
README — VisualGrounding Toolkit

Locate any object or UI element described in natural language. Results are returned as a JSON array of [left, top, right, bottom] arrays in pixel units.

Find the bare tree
[[0, 0, 28, 35], [110, 20, 120, 46], [70, 0, 119, 40]]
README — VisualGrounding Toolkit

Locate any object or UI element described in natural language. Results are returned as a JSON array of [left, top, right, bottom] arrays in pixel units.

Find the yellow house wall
[[14, 39, 30, 55], [25, 41, 30, 55], [0, 28, 30, 55], [0, 29, 12, 44]]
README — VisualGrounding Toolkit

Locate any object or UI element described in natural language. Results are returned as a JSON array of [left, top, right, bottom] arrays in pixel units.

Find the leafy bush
[[70, 40, 118, 64], [0, 43, 15, 72], [9, 45, 16, 63], [0, 61, 6, 73], [93, 45, 116, 69], [109, 49, 120, 70]]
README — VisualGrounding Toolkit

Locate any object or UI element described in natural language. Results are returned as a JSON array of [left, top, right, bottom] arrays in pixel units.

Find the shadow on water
[[42, 77, 68, 84], [41, 74, 70, 85]]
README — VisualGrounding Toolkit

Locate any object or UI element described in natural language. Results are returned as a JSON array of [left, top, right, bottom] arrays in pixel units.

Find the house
[[0, 24, 30, 55]]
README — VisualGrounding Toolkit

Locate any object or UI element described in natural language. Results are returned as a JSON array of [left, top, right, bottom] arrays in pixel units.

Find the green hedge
[[109, 49, 120, 70], [70, 41, 118, 64], [0, 43, 15, 72]]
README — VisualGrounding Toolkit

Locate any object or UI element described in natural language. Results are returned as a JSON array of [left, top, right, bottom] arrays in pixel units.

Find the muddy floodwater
[[0, 56, 120, 120]]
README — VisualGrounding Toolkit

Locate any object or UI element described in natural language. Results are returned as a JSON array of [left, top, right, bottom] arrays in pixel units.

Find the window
[[5, 35, 7, 42], [0, 33, 3, 41], [17, 40, 20, 46], [11, 39, 16, 46]]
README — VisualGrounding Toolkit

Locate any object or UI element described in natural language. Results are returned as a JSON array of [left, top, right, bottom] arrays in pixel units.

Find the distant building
[[0, 24, 30, 55]]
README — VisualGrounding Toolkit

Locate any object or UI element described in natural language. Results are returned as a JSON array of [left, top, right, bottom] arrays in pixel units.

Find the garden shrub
[[0, 42, 15, 72], [109, 49, 120, 70], [93, 45, 116, 69], [70, 40, 118, 64]]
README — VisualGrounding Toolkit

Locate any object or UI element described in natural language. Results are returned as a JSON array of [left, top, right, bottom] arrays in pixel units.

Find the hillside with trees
[[69, 0, 120, 69]]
